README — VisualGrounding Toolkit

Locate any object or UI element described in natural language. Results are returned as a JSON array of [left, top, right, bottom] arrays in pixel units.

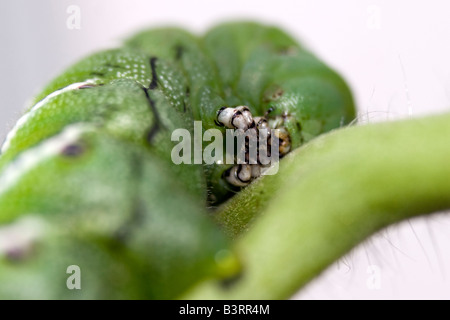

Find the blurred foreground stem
[[185, 113, 450, 299]]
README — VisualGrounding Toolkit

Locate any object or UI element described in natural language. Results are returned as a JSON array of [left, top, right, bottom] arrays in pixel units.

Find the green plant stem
[[184, 113, 450, 299]]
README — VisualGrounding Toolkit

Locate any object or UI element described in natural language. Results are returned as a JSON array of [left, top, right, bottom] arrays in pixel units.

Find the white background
[[1, 0, 449, 299]]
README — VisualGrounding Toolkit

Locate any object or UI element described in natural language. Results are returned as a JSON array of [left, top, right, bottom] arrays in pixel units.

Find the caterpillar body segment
[[0, 22, 356, 298]]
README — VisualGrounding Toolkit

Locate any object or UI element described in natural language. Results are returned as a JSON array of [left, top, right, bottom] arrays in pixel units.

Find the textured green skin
[[202, 23, 355, 145], [126, 22, 355, 203], [0, 46, 232, 300], [0, 129, 238, 299], [0, 22, 354, 299]]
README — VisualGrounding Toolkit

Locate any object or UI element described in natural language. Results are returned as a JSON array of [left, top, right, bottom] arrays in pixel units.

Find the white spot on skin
[[1, 80, 98, 153], [0, 216, 47, 258], [0, 124, 93, 196]]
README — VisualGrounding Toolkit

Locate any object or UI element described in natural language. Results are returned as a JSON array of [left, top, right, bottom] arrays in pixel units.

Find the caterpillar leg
[[272, 127, 291, 156], [253, 116, 269, 130], [216, 106, 292, 188], [217, 106, 255, 130], [224, 164, 254, 187]]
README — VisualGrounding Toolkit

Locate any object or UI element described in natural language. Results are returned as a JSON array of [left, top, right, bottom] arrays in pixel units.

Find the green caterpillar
[[0, 22, 355, 299], [125, 22, 355, 203]]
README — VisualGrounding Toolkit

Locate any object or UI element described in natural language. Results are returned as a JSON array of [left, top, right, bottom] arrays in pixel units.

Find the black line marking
[[220, 272, 243, 290], [216, 107, 227, 126], [223, 167, 232, 181], [265, 106, 275, 117], [278, 46, 295, 55], [217, 106, 226, 117], [79, 84, 103, 89], [149, 57, 158, 90], [105, 63, 122, 68], [175, 45, 184, 60], [147, 124, 160, 143], [183, 87, 190, 113], [257, 118, 267, 128], [91, 72, 105, 77], [61, 143, 85, 157], [236, 165, 247, 184], [231, 110, 242, 128], [142, 87, 162, 144]]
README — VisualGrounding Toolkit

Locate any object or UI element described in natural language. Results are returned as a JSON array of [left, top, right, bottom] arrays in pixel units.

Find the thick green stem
[[184, 113, 450, 299]]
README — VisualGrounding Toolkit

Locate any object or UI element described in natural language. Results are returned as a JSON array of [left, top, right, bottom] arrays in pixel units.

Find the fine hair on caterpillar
[[293, 102, 450, 299], [294, 211, 450, 299]]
